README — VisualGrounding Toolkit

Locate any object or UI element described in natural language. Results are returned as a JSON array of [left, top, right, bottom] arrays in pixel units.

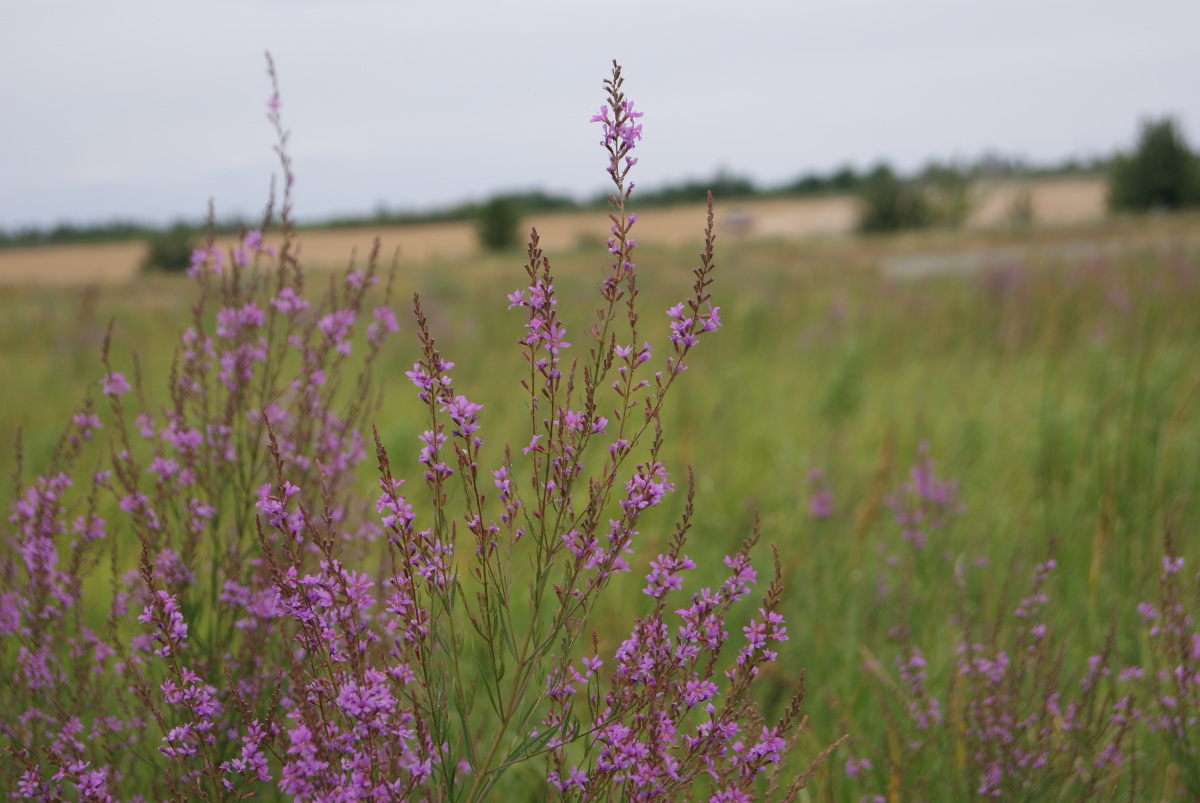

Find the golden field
[[0, 177, 1106, 285]]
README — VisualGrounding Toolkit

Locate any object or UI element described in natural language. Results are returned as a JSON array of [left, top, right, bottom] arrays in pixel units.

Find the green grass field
[[3, 212, 1199, 799]]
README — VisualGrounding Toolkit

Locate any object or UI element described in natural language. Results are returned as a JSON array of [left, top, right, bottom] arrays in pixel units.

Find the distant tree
[[785, 166, 861, 196], [141, 223, 197, 272], [787, 174, 826, 194], [857, 164, 931, 233], [632, 170, 758, 207], [476, 196, 522, 251], [829, 166, 860, 193], [1109, 117, 1200, 212], [499, 190, 577, 213]]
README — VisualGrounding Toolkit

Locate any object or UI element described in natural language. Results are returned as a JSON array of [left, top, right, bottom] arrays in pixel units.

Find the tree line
[[3, 117, 1197, 265]]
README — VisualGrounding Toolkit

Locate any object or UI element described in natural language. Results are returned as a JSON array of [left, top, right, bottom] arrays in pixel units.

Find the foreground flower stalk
[[0, 58, 821, 802]]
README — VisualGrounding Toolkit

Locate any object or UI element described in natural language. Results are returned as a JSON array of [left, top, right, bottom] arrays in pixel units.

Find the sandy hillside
[[0, 178, 1107, 286]]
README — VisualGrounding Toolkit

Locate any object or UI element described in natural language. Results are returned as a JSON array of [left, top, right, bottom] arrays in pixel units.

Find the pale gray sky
[[2, 0, 1196, 228]]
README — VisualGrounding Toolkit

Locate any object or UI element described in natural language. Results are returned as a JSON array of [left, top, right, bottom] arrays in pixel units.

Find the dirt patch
[[881, 234, 1200, 280]]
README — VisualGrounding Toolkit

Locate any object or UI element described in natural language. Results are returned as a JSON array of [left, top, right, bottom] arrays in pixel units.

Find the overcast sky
[[2, 0, 1197, 229]]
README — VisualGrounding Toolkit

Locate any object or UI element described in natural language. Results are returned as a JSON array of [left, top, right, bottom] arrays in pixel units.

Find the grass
[[3, 211, 1199, 798]]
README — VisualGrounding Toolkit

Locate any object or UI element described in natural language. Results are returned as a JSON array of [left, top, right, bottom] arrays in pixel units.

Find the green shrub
[[141, 223, 197, 272], [921, 162, 972, 228], [475, 196, 522, 251], [1007, 186, 1035, 228], [857, 164, 932, 233], [1108, 117, 1200, 212]]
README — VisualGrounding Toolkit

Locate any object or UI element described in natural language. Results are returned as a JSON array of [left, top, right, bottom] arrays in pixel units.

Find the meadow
[[3, 60, 1199, 802], [3, 199, 1199, 799]]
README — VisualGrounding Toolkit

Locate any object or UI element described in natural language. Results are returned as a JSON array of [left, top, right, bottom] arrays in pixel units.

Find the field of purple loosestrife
[[2, 58, 1200, 802]]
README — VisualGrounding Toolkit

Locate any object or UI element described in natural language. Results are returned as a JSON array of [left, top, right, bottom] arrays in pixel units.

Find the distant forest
[[0, 154, 1109, 249]]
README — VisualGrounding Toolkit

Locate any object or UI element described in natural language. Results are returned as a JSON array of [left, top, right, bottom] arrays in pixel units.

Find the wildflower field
[[2, 61, 1199, 802]]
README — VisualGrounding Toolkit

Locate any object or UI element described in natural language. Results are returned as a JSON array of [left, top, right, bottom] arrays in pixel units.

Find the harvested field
[[0, 241, 146, 285], [0, 178, 1107, 285], [969, 176, 1106, 226]]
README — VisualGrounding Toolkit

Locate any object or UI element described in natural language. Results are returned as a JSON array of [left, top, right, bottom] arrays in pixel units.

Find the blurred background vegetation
[[475, 195, 523, 251], [139, 223, 197, 273], [1108, 117, 1200, 213], [9, 114, 1194, 250]]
